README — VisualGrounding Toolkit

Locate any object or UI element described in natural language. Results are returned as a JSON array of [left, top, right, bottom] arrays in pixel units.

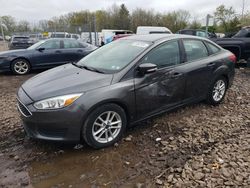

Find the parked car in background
[[9, 36, 34, 50], [212, 27, 250, 61], [49, 32, 70, 38], [101, 29, 133, 45], [17, 34, 235, 148], [68, 33, 80, 40], [177, 29, 217, 38], [136, 26, 172, 35], [0, 38, 97, 75], [29, 33, 43, 43]]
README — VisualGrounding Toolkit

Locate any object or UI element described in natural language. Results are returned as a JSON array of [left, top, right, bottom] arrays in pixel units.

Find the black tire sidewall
[[82, 104, 127, 149], [207, 76, 227, 105], [11, 59, 30, 75]]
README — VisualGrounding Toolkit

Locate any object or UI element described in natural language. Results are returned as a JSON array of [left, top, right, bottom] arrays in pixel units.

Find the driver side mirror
[[138, 63, 157, 75], [37, 47, 45, 51]]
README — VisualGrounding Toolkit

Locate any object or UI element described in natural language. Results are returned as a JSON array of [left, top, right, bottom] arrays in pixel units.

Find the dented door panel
[[134, 66, 186, 119]]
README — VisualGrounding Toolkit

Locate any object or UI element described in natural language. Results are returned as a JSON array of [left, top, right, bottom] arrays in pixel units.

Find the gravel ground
[[0, 69, 249, 187]]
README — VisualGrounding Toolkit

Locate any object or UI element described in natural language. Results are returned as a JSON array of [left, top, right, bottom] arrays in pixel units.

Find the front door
[[32, 39, 64, 68], [134, 40, 186, 119]]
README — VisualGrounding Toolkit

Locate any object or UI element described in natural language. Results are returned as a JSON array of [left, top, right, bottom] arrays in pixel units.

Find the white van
[[136, 26, 172, 35]]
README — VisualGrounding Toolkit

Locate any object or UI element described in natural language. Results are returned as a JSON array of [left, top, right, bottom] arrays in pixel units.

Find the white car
[[136, 26, 172, 35]]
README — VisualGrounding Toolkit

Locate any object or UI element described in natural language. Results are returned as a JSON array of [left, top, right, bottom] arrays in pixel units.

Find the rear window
[[13, 37, 29, 40], [206, 42, 220, 54], [180, 30, 194, 35], [183, 40, 208, 61]]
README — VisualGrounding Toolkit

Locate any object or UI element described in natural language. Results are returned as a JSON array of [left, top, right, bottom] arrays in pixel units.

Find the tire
[[82, 104, 127, 149], [206, 76, 228, 105], [11, 58, 31, 75]]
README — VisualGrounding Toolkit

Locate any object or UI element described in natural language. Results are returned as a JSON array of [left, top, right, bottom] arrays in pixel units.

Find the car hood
[[21, 63, 114, 101]]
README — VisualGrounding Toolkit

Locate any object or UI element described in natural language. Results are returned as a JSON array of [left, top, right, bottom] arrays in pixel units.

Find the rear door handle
[[77, 50, 83, 53]]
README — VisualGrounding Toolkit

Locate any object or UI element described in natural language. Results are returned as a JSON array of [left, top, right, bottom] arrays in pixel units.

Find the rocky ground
[[0, 69, 249, 188]]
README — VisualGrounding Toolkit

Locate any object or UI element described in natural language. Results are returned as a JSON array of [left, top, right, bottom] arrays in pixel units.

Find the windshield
[[234, 28, 250, 38], [77, 39, 151, 73], [27, 40, 46, 49]]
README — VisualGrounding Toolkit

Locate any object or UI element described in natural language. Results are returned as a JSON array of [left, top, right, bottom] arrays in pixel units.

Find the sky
[[0, 0, 248, 23]]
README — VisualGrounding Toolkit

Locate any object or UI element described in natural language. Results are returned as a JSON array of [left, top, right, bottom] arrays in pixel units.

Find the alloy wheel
[[14, 60, 29, 74], [212, 79, 226, 102], [92, 111, 122, 144]]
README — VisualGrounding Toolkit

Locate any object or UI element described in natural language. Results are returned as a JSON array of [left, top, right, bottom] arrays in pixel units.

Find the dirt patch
[[0, 69, 249, 187], [0, 41, 9, 52]]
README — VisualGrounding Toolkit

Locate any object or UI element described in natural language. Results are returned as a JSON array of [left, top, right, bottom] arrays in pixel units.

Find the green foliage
[[1, 3, 246, 35], [214, 5, 240, 32]]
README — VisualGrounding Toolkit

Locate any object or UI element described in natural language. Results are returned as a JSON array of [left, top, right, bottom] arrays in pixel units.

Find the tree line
[[1, 4, 249, 36]]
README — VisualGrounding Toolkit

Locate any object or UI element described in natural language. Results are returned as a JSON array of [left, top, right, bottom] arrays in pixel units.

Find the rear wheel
[[11, 59, 30, 75], [206, 76, 227, 105], [82, 104, 127, 148]]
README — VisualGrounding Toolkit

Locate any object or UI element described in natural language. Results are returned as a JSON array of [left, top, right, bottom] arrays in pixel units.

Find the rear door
[[181, 39, 215, 101], [134, 40, 186, 119], [61, 39, 87, 63]]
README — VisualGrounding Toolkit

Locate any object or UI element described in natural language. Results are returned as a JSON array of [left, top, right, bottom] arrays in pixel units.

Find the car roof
[[121, 34, 209, 43]]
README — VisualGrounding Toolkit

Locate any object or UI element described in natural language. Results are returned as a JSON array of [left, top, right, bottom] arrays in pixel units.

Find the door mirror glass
[[138, 63, 157, 75]]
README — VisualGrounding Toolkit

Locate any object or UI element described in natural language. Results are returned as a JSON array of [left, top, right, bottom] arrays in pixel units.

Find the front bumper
[[17, 88, 85, 142]]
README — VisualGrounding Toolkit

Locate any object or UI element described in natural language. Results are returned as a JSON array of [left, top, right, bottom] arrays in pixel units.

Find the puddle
[[29, 142, 147, 187]]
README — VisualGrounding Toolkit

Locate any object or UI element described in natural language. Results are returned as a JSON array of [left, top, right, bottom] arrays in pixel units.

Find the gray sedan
[[17, 34, 235, 148]]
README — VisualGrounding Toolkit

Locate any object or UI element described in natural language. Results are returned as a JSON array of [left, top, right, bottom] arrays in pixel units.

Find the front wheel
[[206, 77, 227, 105], [82, 104, 127, 149], [11, 59, 31, 75]]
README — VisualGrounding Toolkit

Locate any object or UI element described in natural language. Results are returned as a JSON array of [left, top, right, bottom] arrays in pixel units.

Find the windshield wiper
[[82, 65, 105, 74], [72, 62, 83, 68], [72, 62, 105, 73]]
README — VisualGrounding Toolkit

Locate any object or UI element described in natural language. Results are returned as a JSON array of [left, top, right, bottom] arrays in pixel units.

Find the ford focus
[[17, 34, 235, 148]]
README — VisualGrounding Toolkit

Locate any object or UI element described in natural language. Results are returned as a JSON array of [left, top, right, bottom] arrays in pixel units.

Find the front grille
[[17, 99, 32, 117]]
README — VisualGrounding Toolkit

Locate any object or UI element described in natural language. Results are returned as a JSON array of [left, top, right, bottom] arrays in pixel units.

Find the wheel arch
[[80, 99, 131, 140], [11, 57, 31, 68], [212, 66, 230, 89]]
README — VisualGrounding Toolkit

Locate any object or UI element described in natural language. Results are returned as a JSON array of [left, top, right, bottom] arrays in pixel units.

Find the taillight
[[229, 54, 236, 63]]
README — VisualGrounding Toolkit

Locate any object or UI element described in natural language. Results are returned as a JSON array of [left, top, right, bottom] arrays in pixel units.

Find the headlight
[[34, 93, 82, 110]]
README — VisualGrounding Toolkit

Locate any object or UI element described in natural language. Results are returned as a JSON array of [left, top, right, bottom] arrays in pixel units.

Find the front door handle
[[55, 50, 62, 53], [170, 72, 182, 78], [77, 50, 83, 53], [207, 62, 215, 67]]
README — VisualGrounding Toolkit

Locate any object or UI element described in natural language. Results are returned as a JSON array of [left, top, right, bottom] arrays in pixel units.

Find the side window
[[206, 42, 220, 54], [182, 30, 194, 35], [183, 40, 208, 61], [63, 40, 80, 48], [196, 31, 207, 38], [40, 40, 60, 49], [140, 41, 180, 68]]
